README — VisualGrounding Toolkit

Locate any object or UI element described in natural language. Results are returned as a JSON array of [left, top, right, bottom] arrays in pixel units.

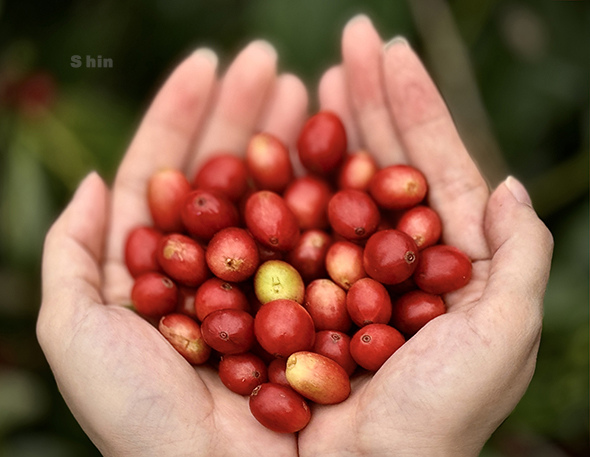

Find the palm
[[299, 266, 492, 455], [71, 302, 295, 455]]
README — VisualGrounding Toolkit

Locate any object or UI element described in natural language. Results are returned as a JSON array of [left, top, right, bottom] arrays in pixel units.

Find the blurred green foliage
[[0, 0, 588, 456]]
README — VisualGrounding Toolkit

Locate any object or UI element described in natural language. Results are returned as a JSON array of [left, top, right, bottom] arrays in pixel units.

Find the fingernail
[[384, 35, 409, 50], [69, 171, 102, 211], [192, 47, 218, 65], [346, 13, 372, 27], [250, 39, 278, 59], [75, 171, 98, 193], [505, 176, 532, 207]]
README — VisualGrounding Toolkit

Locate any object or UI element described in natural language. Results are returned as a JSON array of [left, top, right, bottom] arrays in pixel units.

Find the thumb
[[472, 176, 554, 342], [38, 172, 110, 351]]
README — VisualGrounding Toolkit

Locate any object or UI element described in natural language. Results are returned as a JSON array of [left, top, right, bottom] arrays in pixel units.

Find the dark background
[[0, 0, 588, 455]]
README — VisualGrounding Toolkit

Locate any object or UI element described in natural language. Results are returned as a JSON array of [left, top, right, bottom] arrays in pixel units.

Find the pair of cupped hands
[[37, 15, 553, 457]]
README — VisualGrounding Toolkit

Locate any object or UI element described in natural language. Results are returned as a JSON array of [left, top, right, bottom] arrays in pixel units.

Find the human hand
[[296, 16, 554, 457], [37, 41, 308, 457], [38, 15, 554, 457]]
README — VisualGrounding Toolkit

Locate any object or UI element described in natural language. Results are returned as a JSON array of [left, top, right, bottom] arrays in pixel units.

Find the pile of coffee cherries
[[125, 111, 472, 433]]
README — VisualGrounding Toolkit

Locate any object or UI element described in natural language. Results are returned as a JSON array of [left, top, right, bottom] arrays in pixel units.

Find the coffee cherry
[[159, 313, 211, 365], [192, 153, 249, 202], [181, 189, 239, 241], [297, 111, 347, 175], [244, 191, 300, 251], [249, 383, 311, 433], [218, 352, 268, 395], [350, 324, 405, 371], [194, 278, 250, 322], [363, 229, 418, 285], [328, 189, 380, 241], [396, 205, 442, 250], [246, 132, 293, 193], [201, 309, 255, 355], [312, 330, 357, 376], [346, 277, 392, 327], [254, 299, 315, 358], [286, 229, 332, 282], [285, 351, 350, 405], [206, 227, 260, 282], [391, 290, 446, 335], [148, 169, 191, 233], [157, 233, 209, 287], [337, 151, 378, 191], [253, 260, 305, 305], [325, 241, 367, 290], [303, 279, 351, 332], [369, 164, 427, 210], [124, 226, 162, 278], [283, 176, 332, 230], [413, 245, 472, 294], [131, 272, 178, 318]]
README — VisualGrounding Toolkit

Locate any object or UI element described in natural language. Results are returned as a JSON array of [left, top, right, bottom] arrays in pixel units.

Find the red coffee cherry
[[337, 151, 378, 192], [131, 272, 178, 318], [244, 191, 300, 251], [283, 175, 332, 230], [286, 229, 332, 283], [206, 227, 260, 282], [285, 351, 351, 405], [192, 153, 249, 202], [218, 352, 268, 395], [193, 278, 250, 322], [297, 111, 347, 175], [363, 229, 418, 285], [328, 189, 380, 241], [246, 132, 293, 193], [254, 299, 315, 358], [157, 233, 209, 287], [346, 277, 393, 327], [413, 245, 472, 294], [312, 330, 357, 376], [158, 313, 211, 365], [396, 205, 442, 250], [267, 358, 290, 387], [303, 278, 351, 333], [249, 383, 311, 433], [124, 226, 162, 278], [369, 164, 427, 210], [181, 189, 239, 241], [350, 323, 405, 372], [391, 290, 446, 335], [147, 169, 191, 233], [201, 309, 255, 355], [325, 240, 367, 290]]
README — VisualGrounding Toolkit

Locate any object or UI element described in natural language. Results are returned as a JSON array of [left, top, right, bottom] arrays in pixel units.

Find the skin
[[38, 15, 553, 457]]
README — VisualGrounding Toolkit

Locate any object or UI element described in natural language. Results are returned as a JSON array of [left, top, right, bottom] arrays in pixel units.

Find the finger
[[257, 73, 308, 146], [116, 48, 219, 199], [341, 15, 404, 166], [383, 40, 490, 259], [38, 173, 108, 349], [103, 50, 218, 304], [257, 73, 309, 176], [474, 177, 553, 342], [189, 40, 278, 174], [318, 65, 361, 151]]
